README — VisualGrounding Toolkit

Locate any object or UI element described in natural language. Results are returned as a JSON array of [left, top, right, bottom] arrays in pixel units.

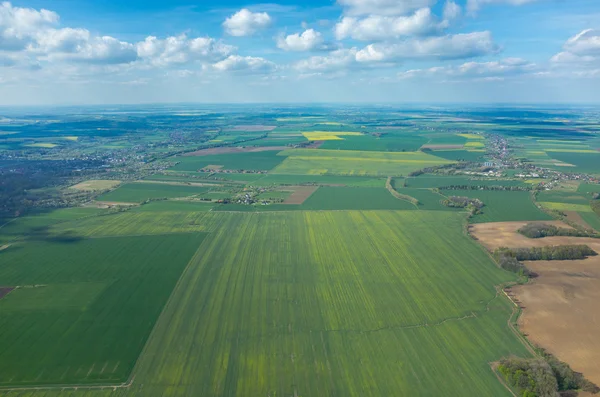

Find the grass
[[170, 151, 286, 172], [82, 211, 528, 396], [301, 187, 417, 210], [273, 149, 453, 177], [0, 233, 206, 386], [427, 150, 485, 162], [580, 211, 600, 232], [405, 176, 526, 188], [545, 152, 600, 175], [130, 200, 215, 212], [446, 190, 553, 223], [538, 202, 593, 212], [249, 174, 386, 187], [97, 183, 210, 203], [71, 180, 121, 191]]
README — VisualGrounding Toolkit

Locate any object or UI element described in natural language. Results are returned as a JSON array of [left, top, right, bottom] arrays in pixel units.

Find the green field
[[393, 187, 458, 211], [0, 211, 529, 397], [0, 233, 206, 386], [545, 152, 600, 174], [446, 190, 553, 223], [249, 174, 386, 187], [130, 200, 215, 212], [580, 211, 600, 232], [301, 187, 417, 210], [272, 149, 453, 177], [170, 151, 286, 172], [405, 176, 526, 189], [578, 183, 600, 194], [428, 150, 485, 162], [97, 183, 210, 203], [537, 190, 592, 205], [320, 134, 427, 152]]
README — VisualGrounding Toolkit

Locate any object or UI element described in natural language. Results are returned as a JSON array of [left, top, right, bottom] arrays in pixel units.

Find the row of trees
[[498, 353, 599, 397], [442, 196, 485, 215], [518, 223, 599, 239], [495, 245, 597, 262], [440, 184, 530, 191]]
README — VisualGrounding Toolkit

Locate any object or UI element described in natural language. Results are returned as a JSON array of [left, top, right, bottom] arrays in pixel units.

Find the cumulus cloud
[[212, 55, 276, 74], [294, 48, 358, 73], [399, 58, 537, 80], [50, 36, 138, 65], [337, 0, 435, 16], [136, 35, 234, 66], [0, 1, 58, 51], [335, 8, 444, 41], [467, 0, 540, 14], [551, 30, 600, 69], [355, 31, 498, 62], [277, 29, 324, 51], [223, 9, 271, 37]]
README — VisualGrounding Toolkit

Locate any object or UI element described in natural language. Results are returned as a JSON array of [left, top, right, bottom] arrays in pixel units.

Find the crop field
[[545, 152, 600, 174], [249, 174, 386, 187], [580, 212, 600, 232], [130, 200, 215, 212], [272, 149, 453, 177], [0, 233, 206, 386], [426, 150, 485, 162], [70, 180, 121, 191], [0, 211, 527, 397], [301, 187, 417, 210], [170, 151, 286, 172], [97, 183, 210, 203], [394, 187, 458, 211], [302, 131, 363, 140], [538, 202, 593, 212], [320, 134, 427, 152], [448, 190, 553, 223], [404, 175, 526, 188], [537, 190, 593, 205], [578, 183, 600, 194]]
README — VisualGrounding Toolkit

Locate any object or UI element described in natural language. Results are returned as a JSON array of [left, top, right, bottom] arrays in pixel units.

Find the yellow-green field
[[71, 180, 122, 191], [273, 149, 454, 176], [302, 131, 363, 141], [538, 202, 593, 212], [457, 134, 484, 140], [25, 143, 58, 148]]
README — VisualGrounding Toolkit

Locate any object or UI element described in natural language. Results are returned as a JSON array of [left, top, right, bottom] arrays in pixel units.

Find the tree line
[[518, 223, 599, 239], [495, 245, 597, 262], [498, 352, 599, 397]]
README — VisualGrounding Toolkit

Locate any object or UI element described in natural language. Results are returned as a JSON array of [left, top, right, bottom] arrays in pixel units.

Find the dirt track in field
[[564, 211, 595, 231], [470, 221, 600, 386], [183, 146, 287, 156], [281, 186, 318, 205]]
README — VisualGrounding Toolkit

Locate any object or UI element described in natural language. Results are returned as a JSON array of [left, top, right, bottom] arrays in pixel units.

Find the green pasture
[[97, 183, 210, 203]]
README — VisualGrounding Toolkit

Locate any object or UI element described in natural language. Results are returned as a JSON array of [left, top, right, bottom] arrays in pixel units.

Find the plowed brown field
[[470, 221, 600, 385]]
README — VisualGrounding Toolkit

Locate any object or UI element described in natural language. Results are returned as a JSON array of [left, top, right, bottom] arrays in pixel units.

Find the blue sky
[[0, 0, 599, 105]]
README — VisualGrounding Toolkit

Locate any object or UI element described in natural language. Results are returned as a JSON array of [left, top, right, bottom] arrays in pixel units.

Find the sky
[[0, 0, 600, 105]]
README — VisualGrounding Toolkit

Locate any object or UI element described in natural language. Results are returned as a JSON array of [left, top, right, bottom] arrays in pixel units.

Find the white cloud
[[563, 29, 600, 57], [212, 55, 276, 74], [337, 0, 435, 16], [355, 31, 498, 62], [0, 1, 58, 51], [33, 27, 90, 53], [136, 35, 234, 66], [551, 30, 600, 72], [277, 29, 324, 51], [223, 9, 271, 37], [443, 1, 461, 22], [294, 48, 358, 73], [335, 8, 441, 41], [467, 0, 540, 14], [52, 36, 138, 65], [399, 58, 538, 81]]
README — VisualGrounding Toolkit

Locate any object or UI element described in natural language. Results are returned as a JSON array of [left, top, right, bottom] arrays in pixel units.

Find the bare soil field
[[0, 287, 14, 300], [183, 146, 286, 156], [471, 221, 600, 385], [70, 180, 121, 191], [421, 144, 464, 150], [224, 125, 277, 132], [305, 140, 325, 148], [281, 186, 319, 204]]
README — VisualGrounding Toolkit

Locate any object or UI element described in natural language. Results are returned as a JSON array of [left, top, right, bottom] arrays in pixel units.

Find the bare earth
[[71, 180, 121, 191], [183, 146, 287, 156], [0, 287, 15, 300], [281, 186, 319, 205], [470, 221, 600, 385]]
